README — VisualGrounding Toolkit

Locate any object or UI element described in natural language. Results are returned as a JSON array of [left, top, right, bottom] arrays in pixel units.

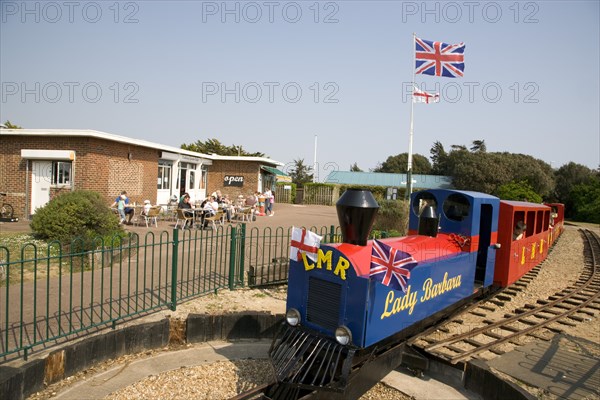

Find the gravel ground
[[104, 360, 413, 400], [28, 224, 598, 400]]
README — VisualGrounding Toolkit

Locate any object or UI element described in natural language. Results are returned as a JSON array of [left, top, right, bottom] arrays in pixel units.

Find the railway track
[[413, 229, 600, 365]]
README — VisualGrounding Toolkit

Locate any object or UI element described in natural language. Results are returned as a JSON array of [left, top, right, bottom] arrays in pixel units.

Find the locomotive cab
[[408, 190, 500, 287]]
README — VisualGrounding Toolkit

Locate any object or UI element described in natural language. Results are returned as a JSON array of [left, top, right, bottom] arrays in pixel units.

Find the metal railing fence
[[0, 224, 341, 361]]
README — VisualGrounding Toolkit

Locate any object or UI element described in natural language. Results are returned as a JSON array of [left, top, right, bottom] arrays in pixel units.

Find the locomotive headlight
[[286, 308, 301, 326], [335, 326, 352, 345]]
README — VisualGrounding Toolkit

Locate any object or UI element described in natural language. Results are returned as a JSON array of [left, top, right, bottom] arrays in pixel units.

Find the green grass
[[0, 233, 61, 262]]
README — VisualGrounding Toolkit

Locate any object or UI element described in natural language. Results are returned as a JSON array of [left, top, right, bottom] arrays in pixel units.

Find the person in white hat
[[142, 199, 152, 216]]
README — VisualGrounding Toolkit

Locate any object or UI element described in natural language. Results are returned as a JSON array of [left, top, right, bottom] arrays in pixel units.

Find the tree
[[503, 153, 554, 198], [554, 162, 594, 204], [374, 153, 432, 174], [430, 141, 448, 175], [443, 150, 553, 198], [289, 158, 313, 187], [496, 180, 543, 203], [570, 177, 600, 223], [3, 120, 22, 129], [446, 151, 512, 194], [451, 144, 467, 152], [181, 138, 265, 157], [350, 162, 363, 172], [432, 139, 554, 198], [470, 140, 486, 153]]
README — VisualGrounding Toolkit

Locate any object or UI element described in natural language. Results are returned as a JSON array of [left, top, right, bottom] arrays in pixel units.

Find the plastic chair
[[175, 209, 194, 229], [204, 211, 225, 230], [144, 206, 161, 228], [239, 207, 254, 222]]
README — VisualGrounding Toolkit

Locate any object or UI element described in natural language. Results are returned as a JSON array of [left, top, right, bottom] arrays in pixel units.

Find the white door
[[31, 161, 52, 214]]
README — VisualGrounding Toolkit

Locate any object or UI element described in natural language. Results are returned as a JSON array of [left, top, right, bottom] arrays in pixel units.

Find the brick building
[[0, 129, 283, 219]]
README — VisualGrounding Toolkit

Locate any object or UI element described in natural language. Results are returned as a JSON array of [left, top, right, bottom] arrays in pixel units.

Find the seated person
[[203, 196, 219, 215], [141, 200, 152, 216], [221, 195, 233, 222], [513, 221, 526, 240], [211, 190, 222, 203], [245, 193, 258, 207], [550, 211, 558, 227], [178, 194, 194, 228], [169, 194, 179, 206], [116, 194, 127, 224], [111, 191, 134, 224], [201, 196, 219, 228]]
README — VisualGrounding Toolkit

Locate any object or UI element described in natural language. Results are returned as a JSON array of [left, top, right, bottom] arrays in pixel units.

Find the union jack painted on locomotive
[[370, 239, 418, 292], [415, 37, 465, 78]]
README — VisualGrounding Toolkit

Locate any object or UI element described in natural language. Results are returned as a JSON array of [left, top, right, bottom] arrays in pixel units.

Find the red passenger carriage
[[494, 201, 552, 286]]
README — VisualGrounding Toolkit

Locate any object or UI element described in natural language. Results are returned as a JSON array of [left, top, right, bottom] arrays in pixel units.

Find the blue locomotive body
[[284, 189, 500, 348]]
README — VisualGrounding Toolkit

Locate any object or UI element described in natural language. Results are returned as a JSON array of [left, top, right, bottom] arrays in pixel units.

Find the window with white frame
[[158, 161, 172, 189], [189, 170, 196, 189], [52, 161, 71, 185], [200, 165, 208, 189]]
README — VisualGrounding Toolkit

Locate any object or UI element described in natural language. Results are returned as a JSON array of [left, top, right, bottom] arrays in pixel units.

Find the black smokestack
[[418, 205, 439, 237], [336, 189, 379, 246]]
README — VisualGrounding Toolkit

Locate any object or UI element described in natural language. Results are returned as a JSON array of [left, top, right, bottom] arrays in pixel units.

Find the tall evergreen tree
[[181, 138, 265, 157], [350, 162, 363, 172], [3, 120, 22, 129], [289, 158, 313, 187], [470, 140, 486, 153], [430, 141, 448, 175]]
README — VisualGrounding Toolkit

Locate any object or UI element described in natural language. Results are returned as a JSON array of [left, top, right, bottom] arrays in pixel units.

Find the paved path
[[0, 203, 340, 235]]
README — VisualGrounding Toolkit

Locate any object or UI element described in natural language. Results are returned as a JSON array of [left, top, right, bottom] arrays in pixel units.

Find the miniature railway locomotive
[[268, 188, 563, 398]]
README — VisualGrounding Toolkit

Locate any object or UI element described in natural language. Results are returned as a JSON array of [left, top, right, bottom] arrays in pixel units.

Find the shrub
[[372, 199, 410, 236], [30, 190, 123, 246], [570, 180, 600, 223], [495, 180, 542, 203]]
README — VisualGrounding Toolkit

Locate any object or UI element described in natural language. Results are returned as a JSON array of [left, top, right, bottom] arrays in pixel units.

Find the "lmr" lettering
[[301, 249, 350, 280]]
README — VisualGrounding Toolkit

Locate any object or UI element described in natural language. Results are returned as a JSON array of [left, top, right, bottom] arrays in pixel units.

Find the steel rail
[[425, 229, 599, 361]]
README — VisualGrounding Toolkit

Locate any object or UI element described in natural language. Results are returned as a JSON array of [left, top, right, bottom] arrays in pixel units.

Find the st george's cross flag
[[290, 227, 322, 263], [370, 240, 418, 292], [413, 86, 440, 104], [415, 37, 465, 78]]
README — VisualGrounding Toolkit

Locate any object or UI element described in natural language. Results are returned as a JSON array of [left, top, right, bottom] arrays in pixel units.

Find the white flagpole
[[313, 134, 318, 183], [406, 33, 416, 199]]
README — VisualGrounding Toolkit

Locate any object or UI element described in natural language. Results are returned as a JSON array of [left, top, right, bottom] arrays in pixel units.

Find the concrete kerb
[[0, 312, 285, 400], [464, 358, 536, 400]]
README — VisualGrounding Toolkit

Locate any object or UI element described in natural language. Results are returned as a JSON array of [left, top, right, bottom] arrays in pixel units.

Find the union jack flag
[[415, 37, 465, 78], [370, 240, 418, 292]]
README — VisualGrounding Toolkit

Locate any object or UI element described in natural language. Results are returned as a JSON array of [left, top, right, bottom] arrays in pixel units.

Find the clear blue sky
[[2, 1, 599, 180]]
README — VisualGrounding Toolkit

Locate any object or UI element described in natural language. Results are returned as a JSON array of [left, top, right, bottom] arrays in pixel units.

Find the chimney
[[336, 189, 379, 246]]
